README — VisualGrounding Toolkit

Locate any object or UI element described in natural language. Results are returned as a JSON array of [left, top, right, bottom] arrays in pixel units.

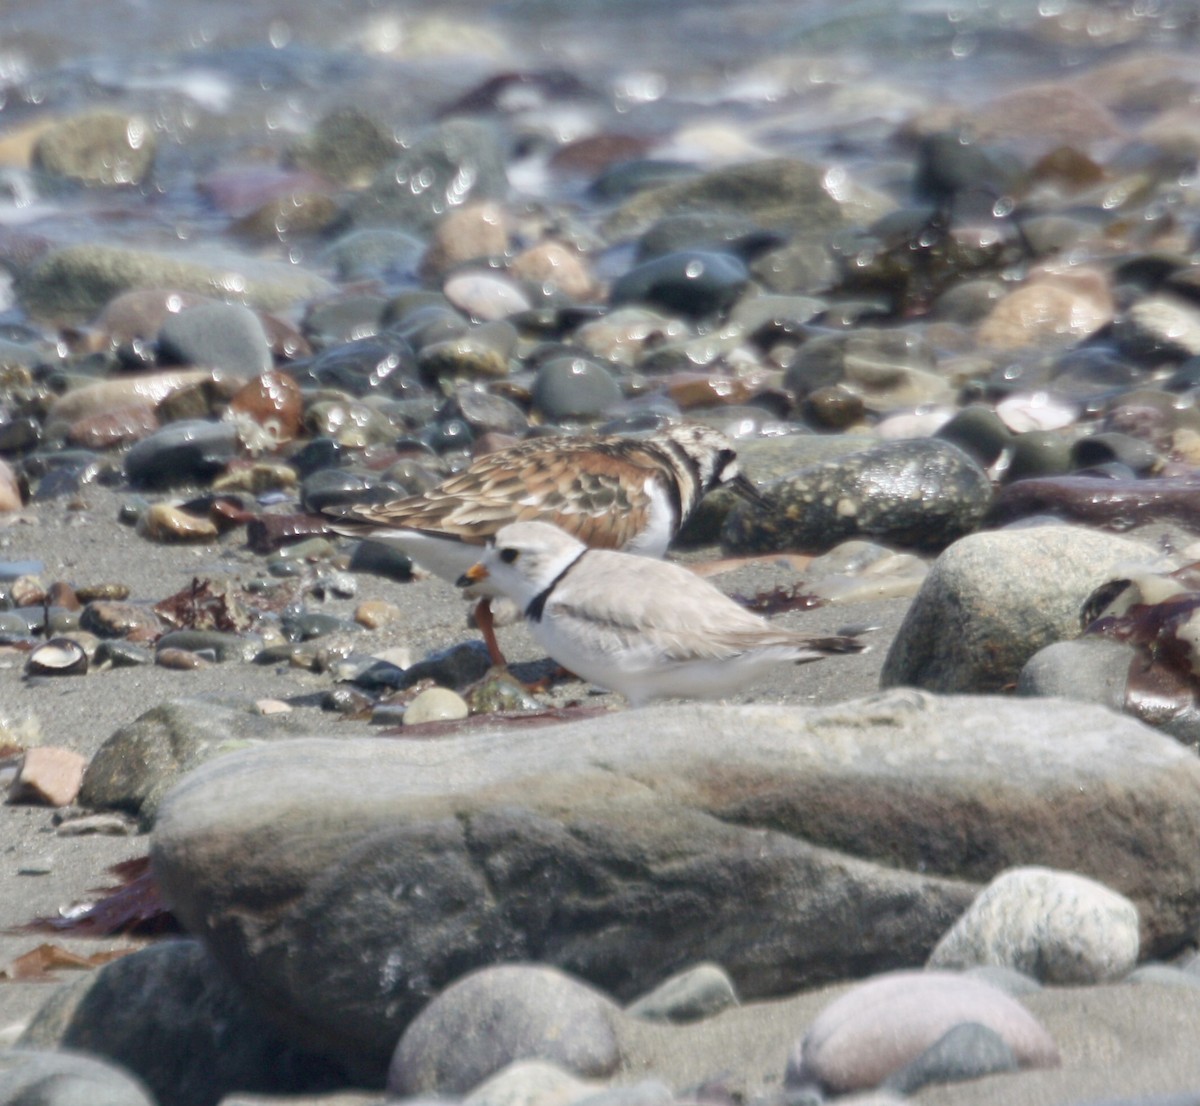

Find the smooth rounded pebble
[[882, 1021, 1018, 1095], [157, 301, 273, 375], [388, 964, 622, 1096], [928, 866, 1140, 984], [1016, 638, 1137, 711], [786, 969, 1060, 1094], [625, 963, 738, 1024], [0, 1048, 156, 1106], [404, 686, 470, 725]]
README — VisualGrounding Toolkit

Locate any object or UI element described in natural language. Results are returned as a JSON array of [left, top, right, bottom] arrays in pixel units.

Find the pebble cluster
[[3, 2, 1200, 1106]]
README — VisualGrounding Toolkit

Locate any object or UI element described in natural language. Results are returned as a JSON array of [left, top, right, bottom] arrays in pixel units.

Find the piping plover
[[324, 424, 764, 663], [458, 520, 864, 706]]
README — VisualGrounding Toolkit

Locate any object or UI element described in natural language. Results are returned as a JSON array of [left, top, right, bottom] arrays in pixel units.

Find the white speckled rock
[[928, 866, 1140, 984], [786, 970, 1060, 1094], [444, 270, 531, 321]]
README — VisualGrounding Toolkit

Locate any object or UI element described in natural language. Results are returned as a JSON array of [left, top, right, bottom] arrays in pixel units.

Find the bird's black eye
[[499, 547, 519, 564]]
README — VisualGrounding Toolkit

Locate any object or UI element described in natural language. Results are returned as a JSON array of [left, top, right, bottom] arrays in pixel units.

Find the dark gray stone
[[17, 940, 348, 1106], [882, 1021, 1019, 1095], [531, 356, 622, 420], [722, 438, 991, 555], [157, 303, 272, 376], [123, 420, 240, 490], [609, 251, 749, 320]]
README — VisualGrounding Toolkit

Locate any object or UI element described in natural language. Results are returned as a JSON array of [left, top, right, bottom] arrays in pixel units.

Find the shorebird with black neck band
[[323, 423, 766, 665], [458, 520, 865, 706]]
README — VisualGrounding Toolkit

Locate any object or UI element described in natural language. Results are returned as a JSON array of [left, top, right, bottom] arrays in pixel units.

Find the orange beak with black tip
[[457, 562, 489, 587]]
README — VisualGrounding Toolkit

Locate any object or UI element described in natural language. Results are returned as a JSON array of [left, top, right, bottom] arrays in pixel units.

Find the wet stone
[[124, 420, 240, 490], [935, 405, 1013, 468], [298, 335, 420, 397], [418, 330, 515, 382], [610, 250, 749, 320], [722, 438, 992, 555], [603, 157, 845, 240], [94, 640, 155, 668], [421, 200, 511, 278], [344, 118, 509, 235], [443, 271, 532, 322], [1071, 431, 1161, 475], [1006, 430, 1075, 482], [464, 671, 544, 715], [532, 356, 622, 420], [33, 109, 156, 187], [16, 242, 333, 321], [282, 610, 361, 641], [157, 302, 273, 376], [1112, 293, 1200, 363], [320, 227, 424, 284], [289, 106, 396, 186]]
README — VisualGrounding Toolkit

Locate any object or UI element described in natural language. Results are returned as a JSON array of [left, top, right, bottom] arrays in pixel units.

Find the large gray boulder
[[150, 691, 1200, 1072], [880, 526, 1165, 692]]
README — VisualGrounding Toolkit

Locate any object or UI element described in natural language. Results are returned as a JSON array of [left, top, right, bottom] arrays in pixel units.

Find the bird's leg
[[474, 598, 509, 668]]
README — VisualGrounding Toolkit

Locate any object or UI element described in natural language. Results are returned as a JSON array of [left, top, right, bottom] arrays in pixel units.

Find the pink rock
[[787, 970, 1060, 1094], [47, 369, 220, 426], [9, 746, 87, 807], [0, 459, 21, 512]]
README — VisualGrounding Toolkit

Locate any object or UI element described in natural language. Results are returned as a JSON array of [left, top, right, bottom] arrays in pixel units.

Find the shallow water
[[3, 0, 1198, 273]]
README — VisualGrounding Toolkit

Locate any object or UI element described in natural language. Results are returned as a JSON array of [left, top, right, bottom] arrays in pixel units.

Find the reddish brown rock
[[229, 370, 304, 443]]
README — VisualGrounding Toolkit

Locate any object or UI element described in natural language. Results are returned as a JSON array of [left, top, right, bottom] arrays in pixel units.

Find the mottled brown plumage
[[323, 424, 764, 664]]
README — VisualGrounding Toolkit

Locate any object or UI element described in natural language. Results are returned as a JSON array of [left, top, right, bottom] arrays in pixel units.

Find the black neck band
[[525, 550, 586, 623]]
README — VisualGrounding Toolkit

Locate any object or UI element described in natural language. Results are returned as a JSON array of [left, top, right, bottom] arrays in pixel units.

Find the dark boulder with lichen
[[722, 438, 992, 555]]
